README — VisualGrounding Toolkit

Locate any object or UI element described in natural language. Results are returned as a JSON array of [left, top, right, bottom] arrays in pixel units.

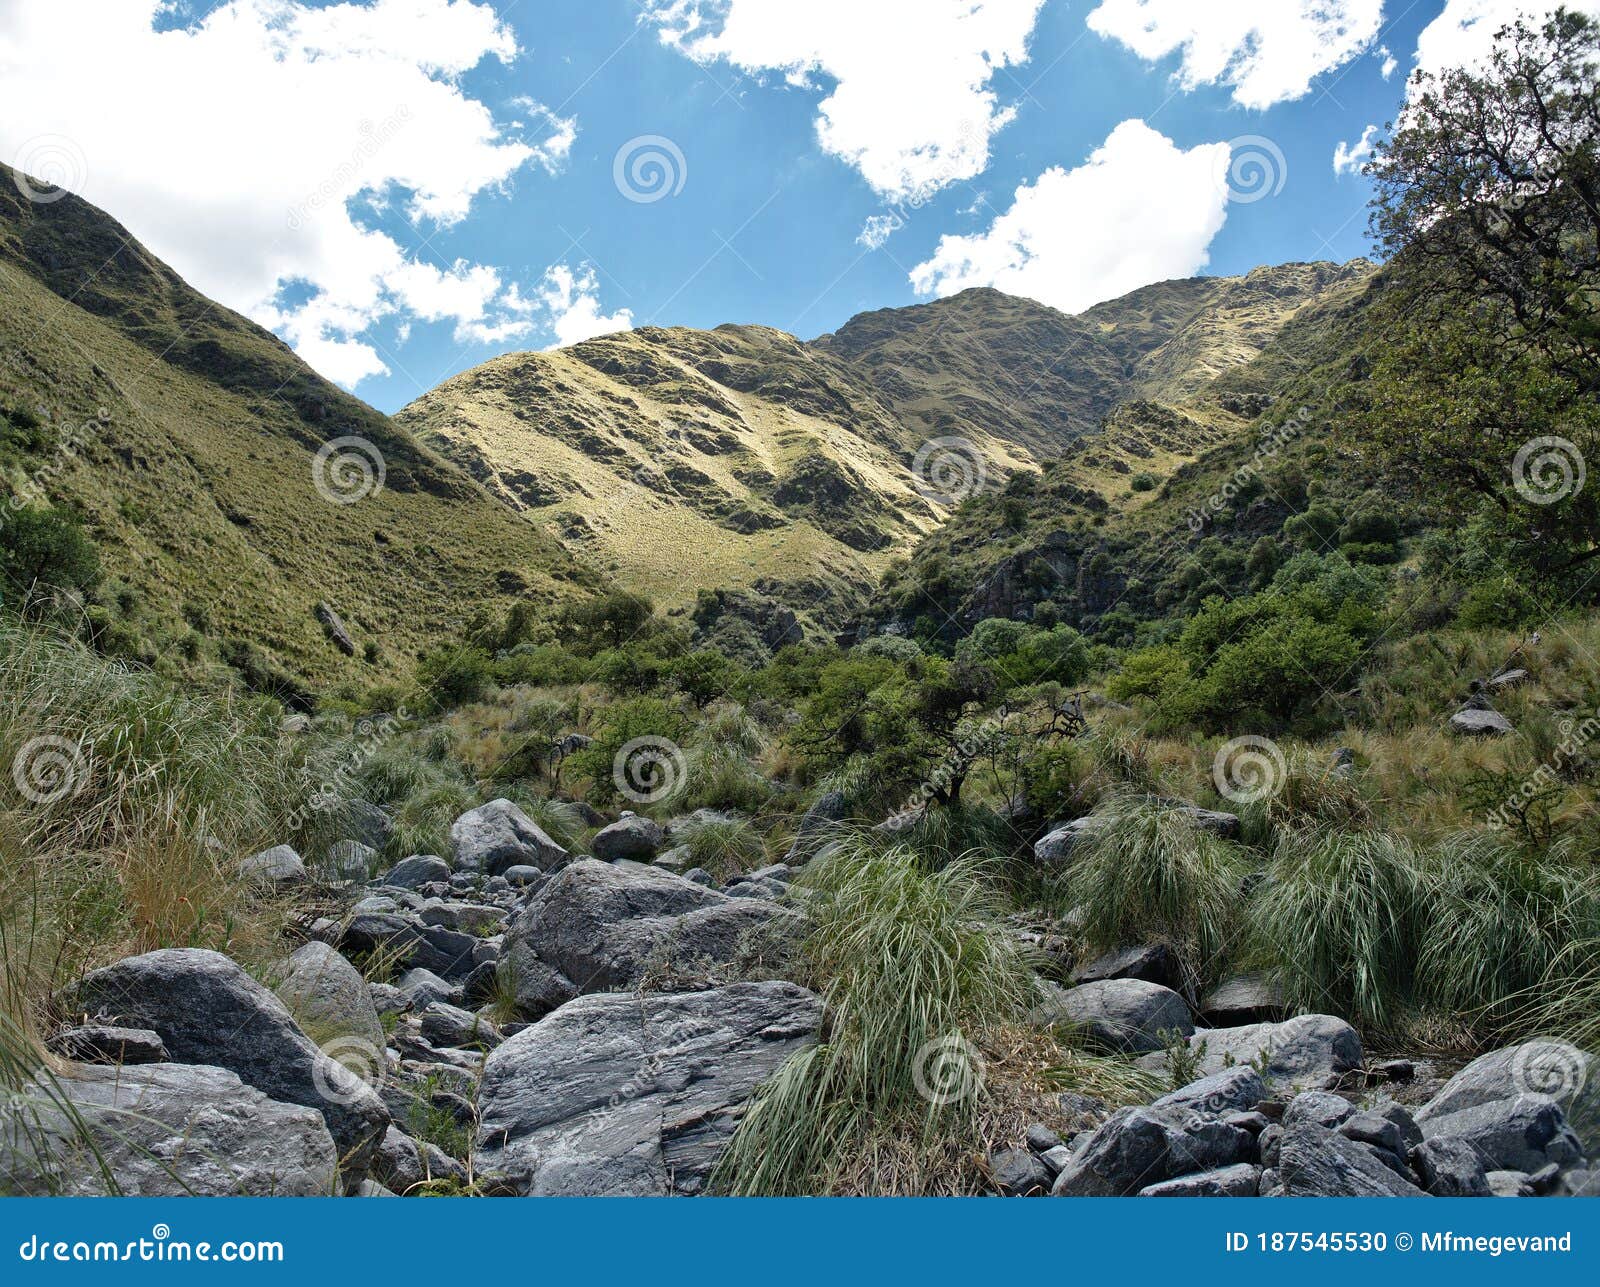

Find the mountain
[[0, 166, 596, 690], [402, 260, 1375, 627]]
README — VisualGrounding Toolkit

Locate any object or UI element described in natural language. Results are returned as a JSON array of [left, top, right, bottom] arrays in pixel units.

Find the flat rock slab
[[1450, 707, 1513, 737], [1147, 1014, 1362, 1089], [476, 981, 822, 1195]]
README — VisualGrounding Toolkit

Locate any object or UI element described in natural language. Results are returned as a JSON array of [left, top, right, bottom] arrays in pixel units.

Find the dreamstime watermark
[[912, 436, 987, 507], [11, 134, 87, 204], [1510, 1037, 1590, 1100], [10, 735, 91, 805], [286, 107, 412, 231], [1185, 406, 1311, 532], [1215, 135, 1287, 204], [613, 735, 687, 804], [17, 1225, 283, 1264], [912, 1032, 984, 1107], [312, 1036, 388, 1105], [1212, 735, 1286, 806], [312, 435, 386, 505], [1485, 712, 1598, 831], [1512, 435, 1585, 505], [0, 407, 108, 534], [613, 135, 687, 204], [282, 710, 406, 834]]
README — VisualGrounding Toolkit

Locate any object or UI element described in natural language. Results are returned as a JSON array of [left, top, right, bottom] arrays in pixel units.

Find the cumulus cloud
[[536, 265, 635, 349], [908, 120, 1231, 315], [0, 0, 595, 387], [1332, 124, 1380, 176], [1412, 0, 1600, 84], [1377, 44, 1398, 78], [1087, 0, 1383, 109], [643, 0, 1045, 202]]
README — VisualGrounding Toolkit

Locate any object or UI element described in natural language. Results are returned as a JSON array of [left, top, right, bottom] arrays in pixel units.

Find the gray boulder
[[418, 1002, 500, 1050], [499, 859, 799, 1017], [1033, 817, 1101, 865], [1139, 1163, 1261, 1197], [1072, 943, 1181, 991], [476, 981, 822, 1195], [397, 968, 459, 1008], [1278, 1121, 1426, 1196], [1450, 707, 1513, 737], [273, 941, 384, 1053], [77, 949, 388, 1177], [1199, 973, 1287, 1026], [990, 1147, 1051, 1195], [1050, 1106, 1252, 1196], [1487, 1169, 1535, 1197], [46, 1025, 168, 1066], [1048, 979, 1193, 1053], [1416, 1040, 1596, 1149], [370, 1124, 468, 1194], [241, 844, 306, 887], [450, 799, 569, 876], [785, 790, 847, 862], [591, 814, 664, 862], [1419, 1096, 1583, 1173], [322, 840, 377, 883], [1156, 1015, 1362, 1088], [0, 1062, 336, 1195], [1411, 1136, 1492, 1196], [1152, 1066, 1268, 1119], [341, 798, 393, 852], [1284, 1090, 1356, 1130], [339, 912, 480, 981], [382, 855, 451, 889]]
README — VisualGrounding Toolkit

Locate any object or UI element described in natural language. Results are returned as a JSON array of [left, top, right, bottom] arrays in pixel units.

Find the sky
[[2, 0, 1595, 414]]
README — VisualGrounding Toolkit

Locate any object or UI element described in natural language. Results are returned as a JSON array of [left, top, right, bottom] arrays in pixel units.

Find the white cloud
[[1412, 0, 1600, 83], [536, 265, 635, 349], [856, 214, 902, 250], [1332, 123, 1379, 176], [643, 0, 1046, 201], [1377, 44, 1398, 78], [908, 120, 1231, 315], [1087, 0, 1383, 109], [0, 0, 599, 387]]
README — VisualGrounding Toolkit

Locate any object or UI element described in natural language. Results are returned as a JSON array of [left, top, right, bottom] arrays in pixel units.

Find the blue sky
[[3, 1, 1583, 413]]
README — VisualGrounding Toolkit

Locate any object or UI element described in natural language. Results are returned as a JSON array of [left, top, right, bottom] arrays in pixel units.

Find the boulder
[[77, 949, 388, 1176], [990, 1147, 1051, 1195], [1139, 1163, 1261, 1197], [241, 844, 306, 887], [1416, 1040, 1596, 1148], [273, 941, 384, 1052], [1419, 1096, 1583, 1173], [1283, 1090, 1356, 1130], [1047, 979, 1193, 1053], [1050, 1106, 1252, 1196], [339, 912, 480, 981], [451, 799, 570, 876], [1033, 817, 1100, 865], [1156, 1015, 1362, 1088], [499, 859, 799, 1017], [1277, 1121, 1426, 1196], [1199, 973, 1288, 1026], [1450, 707, 1513, 737], [1151, 1067, 1268, 1119], [397, 967, 459, 1008], [45, 1025, 168, 1066], [341, 798, 393, 852], [591, 814, 665, 863], [0, 1062, 336, 1196], [370, 1125, 469, 1194], [1486, 1169, 1535, 1197], [476, 981, 822, 1195], [381, 855, 451, 890], [785, 790, 847, 862], [501, 865, 545, 888], [1072, 943, 1181, 991], [1487, 669, 1529, 691], [1410, 1136, 1492, 1196], [418, 1002, 500, 1050], [322, 840, 377, 883]]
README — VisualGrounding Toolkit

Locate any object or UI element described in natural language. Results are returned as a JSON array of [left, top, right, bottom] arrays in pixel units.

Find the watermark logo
[[1512, 435, 1585, 505], [312, 436, 386, 505], [613, 135, 687, 204], [912, 1032, 984, 1107], [1212, 735, 1286, 805], [613, 735, 687, 804], [11, 736, 90, 805], [1511, 1037, 1589, 1101], [912, 436, 986, 507], [312, 1037, 386, 1104], [1216, 136, 1288, 204], [11, 135, 87, 204]]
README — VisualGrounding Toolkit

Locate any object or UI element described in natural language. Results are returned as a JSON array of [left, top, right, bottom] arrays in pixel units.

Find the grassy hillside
[[0, 166, 597, 692]]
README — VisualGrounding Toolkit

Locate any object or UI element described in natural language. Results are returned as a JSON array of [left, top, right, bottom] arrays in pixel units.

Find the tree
[[0, 505, 100, 615]]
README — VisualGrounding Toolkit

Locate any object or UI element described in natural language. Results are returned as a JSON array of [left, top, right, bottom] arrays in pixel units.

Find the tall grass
[[670, 812, 765, 880], [713, 842, 1036, 1195]]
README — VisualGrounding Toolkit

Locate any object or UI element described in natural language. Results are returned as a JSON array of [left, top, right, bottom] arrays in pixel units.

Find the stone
[[419, 900, 504, 936], [499, 859, 800, 1018], [1277, 1121, 1426, 1196], [1410, 1135, 1492, 1196], [1151, 1067, 1269, 1120], [591, 814, 665, 862], [1072, 943, 1181, 991], [1025, 1123, 1063, 1153], [683, 867, 715, 887], [990, 1147, 1051, 1195], [451, 799, 570, 876], [1487, 669, 1529, 691], [339, 913, 480, 981], [322, 840, 377, 883], [369, 983, 408, 1018], [1161, 1015, 1362, 1088], [341, 798, 393, 852], [1039, 1145, 1073, 1176], [0, 1062, 336, 1196], [1419, 1096, 1582, 1173], [1284, 1090, 1356, 1130], [273, 941, 384, 1053], [1139, 1163, 1262, 1197], [745, 864, 793, 885], [1049, 1105, 1251, 1197], [1486, 1170, 1534, 1197], [382, 855, 451, 890], [77, 949, 388, 1177], [1340, 1111, 1403, 1156], [476, 981, 822, 1195], [785, 790, 847, 862], [501, 864, 545, 888], [1045, 979, 1193, 1053], [45, 1025, 168, 1065], [1033, 817, 1100, 865], [1416, 1040, 1596, 1149], [241, 844, 306, 887], [418, 1002, 500, 1050], [396, 968, 459, 1008], [1450, 707, 1513, 737], [370, 1125, 469, 1194], [1199, 973, 1287, 1026]]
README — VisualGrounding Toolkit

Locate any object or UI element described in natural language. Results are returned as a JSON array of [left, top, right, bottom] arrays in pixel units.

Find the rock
[[1160, 1015, 1362, 1088], [1330, 747, 1357, 774], [1284, 1090, 1356, 1130], [501, 864, 545, 888], [418, 1002, 500, 1050], [341, 798, 393, 852], [1558, 1168, 1600, 1197], [1419, 1096, 1582, 1173], [45, 1025, 168, 1066], [786, 790, 847, 862], [369, 983, 408, 1018], [1258, 1124, 1283, 1167], [451, 799, 570, 876], [1277, 1121, 1426, 1196], [1488, 669, 1529, 691], [1340, 1111, 1404, 1157], [1, 1062, 336, 1196], [591, 814, 665, 862], [323, 840, 377, 883], [1072, 943, 1181, 991], [1450, 707, 1513, 737], [1046, 979, 1193, 1053], [990, 1146, 1051, 1195], [273, 941, 384, 1053], [745, 863, 793, 885], [1377, 1102, 1423, 1149], [1410, 1135, 1492, 1196], [315, 600, 357, 656], [499, 859, 800, 1018], [1152, 1067, 1268, 1119], [419, 900, 504, 936], [356, 1179, 397, 1196], [1176, 806, 1242, 839], [477, 981, 822, 1195], [1199, 973, 1287, 1026], [1033, 817, 1100, 865], [1049, 1105, 1252, 1197], [683, 867, 715, 887], [77, 949, 388, 1177], [1025, 1123, 1063, 1153], [241, 844, 306, 887], [724, 879, 782, 900], [1416, 1040, 1596, 1148], [1039, 1145, 1073, 1176], [1139, 1163, 1262, 1197], [370, 1125, 468, 1194], [339, 913, 480, 981], [1486, 1169, 1534, 1197], [397, 968, 459, 1008], [382, 855, 451, 889]]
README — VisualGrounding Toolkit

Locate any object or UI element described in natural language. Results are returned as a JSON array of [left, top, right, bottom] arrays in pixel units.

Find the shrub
[[0, 507, 100, 616]]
